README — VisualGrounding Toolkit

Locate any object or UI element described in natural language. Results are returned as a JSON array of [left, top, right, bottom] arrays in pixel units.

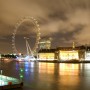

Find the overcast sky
[[0, 0, 90, 53]]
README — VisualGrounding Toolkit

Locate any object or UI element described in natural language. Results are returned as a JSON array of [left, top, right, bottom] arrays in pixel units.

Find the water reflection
[[38, 63, 80, 75], [39, 63, 55, 74], [38, 63, 81, 90], [15, 62, 36, 80], [2, 61, 90, 90], [59, 64, 80, 75]]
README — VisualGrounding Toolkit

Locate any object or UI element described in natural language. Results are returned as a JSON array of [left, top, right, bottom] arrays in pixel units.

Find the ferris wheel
[[12, 16, 41, 55]]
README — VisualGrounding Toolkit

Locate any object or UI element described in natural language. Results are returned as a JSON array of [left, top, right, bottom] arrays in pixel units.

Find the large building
[[38, 45, 90, 61], [39, 38, 52, 49], [85, 51, 90, 60], [38, 49, 55, 60], [78, 45, 90, 60], [56, 47, 79, 60]]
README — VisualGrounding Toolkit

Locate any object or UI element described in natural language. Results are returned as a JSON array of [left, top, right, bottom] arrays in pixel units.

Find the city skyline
[[0, 0, 90, 53]]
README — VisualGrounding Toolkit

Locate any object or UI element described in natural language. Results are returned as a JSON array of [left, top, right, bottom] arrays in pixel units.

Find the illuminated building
[[85, 51, 90, 60], [60, 51, 79, 60], [0, 54, 1, 58], [84, 46, 90, 60], [1, 54, 17, 58], [37, 44, 90, 61], [38, 49, 55, 60], [39, 38, 52, 49], [57, 47, 79, 60], [76, 45, 90, 60], [56, 42, 79, 60]]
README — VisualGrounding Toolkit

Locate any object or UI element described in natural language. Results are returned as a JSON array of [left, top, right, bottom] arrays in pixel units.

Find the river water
[[1, 60, 90, 90]]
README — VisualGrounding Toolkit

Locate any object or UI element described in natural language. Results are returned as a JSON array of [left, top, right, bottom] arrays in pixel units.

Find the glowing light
[[25, 69, 28, 72], [59, 64, 79, 75], [0, 75, 20, 86], [85, 51, 90, 61], [39, 53, 55, 60], [60, 50, 79, 60], [39, 63, 54, 74], [20, 69, 24, 72], [24, 55, 36, 61], [4, 58, 9, 61], [20, 75, 23, 78]]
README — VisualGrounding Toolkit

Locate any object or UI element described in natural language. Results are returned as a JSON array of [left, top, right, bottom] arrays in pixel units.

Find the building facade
[[38, 49, 55, 60], [38, 45, 90, 61], [56, 47, 79, 60], [39, 38, 52, 49]]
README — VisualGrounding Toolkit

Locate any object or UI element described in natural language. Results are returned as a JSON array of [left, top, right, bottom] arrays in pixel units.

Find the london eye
[[12, 16, 41, 57]]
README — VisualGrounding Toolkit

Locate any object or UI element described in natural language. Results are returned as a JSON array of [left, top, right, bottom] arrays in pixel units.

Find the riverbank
[[38, 60, 90, 63]]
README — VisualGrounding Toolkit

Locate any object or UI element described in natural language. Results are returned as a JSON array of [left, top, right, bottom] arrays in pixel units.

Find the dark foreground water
[[1, 60, 90, 90]]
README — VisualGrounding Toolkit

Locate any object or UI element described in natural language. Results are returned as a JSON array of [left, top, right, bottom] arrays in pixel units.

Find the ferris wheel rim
[[12, 16, 41, 54]]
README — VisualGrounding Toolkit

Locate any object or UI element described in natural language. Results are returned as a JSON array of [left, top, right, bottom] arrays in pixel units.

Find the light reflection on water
[[1, 61, 90, 90], [39, 63, 54, 74], [59, 64, 80, 75]]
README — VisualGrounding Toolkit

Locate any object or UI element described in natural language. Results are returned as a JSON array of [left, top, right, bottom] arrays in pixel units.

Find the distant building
[[38, 49, 56, 60], [39, 38, 52, 49], [55, 42, 79, 60], [38, 44, 90, 61], [85, 51, 90, 60], [76, 45, 90, 60]]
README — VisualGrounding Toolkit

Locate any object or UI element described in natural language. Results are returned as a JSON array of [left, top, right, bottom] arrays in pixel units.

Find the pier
[[0, 75, 23, 90]]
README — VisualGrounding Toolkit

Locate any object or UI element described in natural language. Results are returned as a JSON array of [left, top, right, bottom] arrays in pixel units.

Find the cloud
[[69, 9, 90, 44], [0, 0, 90, 53]]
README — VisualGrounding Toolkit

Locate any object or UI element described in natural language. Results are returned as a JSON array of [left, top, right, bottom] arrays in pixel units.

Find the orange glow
[[39, 63, 54, 74], [59, 64, 79, 75], [39, 53, 55, 60], [19, 53, 22, 55], [60, 50, 79, 60], [59, 64, 80, 86]]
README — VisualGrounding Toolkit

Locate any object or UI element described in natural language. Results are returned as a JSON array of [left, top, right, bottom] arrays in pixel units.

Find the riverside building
[[38, 44, 90, 61]]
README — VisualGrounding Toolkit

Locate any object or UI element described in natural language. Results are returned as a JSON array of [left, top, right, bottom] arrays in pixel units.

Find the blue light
[[25, 69, 28, 72]]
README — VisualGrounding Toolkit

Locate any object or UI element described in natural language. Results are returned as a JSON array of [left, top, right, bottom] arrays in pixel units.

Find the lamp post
[[0, 58, 3, 85], [0, 58, 3, 75]]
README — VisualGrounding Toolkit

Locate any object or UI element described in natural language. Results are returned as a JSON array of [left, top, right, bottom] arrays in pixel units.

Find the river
[[1, 60, 90, 90]]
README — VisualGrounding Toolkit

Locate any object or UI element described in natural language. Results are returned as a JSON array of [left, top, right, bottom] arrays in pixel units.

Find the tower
[[72, 42, 75, 49], [39, 38, 52, 49]]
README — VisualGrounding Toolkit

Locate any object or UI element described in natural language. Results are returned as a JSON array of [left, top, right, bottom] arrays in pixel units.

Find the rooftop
[[38, 49, 56, 53]]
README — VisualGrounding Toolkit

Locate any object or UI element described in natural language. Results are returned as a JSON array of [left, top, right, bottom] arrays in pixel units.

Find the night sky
[[0, 0, 90, 53]]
